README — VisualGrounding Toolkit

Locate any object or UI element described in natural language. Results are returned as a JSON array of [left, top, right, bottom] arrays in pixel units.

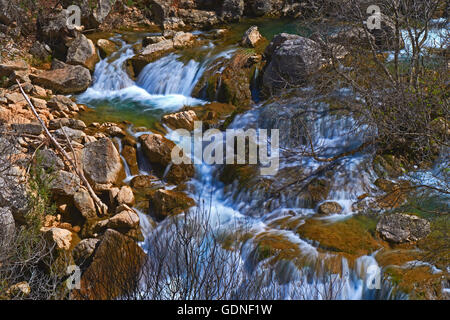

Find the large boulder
[[75, 229, 146, 299], [82, 138, 124, 188], [149, 189, 195, 221], [376, 213, 431, 243], [139, 134, 194, 184], [264, 33, 301, 59], [263, 35, 323, 93], [66, 34, 99, 71], [30, 61, 92, 94]]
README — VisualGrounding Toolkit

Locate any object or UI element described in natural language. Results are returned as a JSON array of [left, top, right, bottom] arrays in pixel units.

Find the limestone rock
[[30, 62, 92, 94], [241, 26, 263, 47], [376, 213, 431, 243], [66, 34, 99, 71], [318, 202, 343, 215], [41, 227, 72, 250], [82, 138, 124, 187], [74, 188, 97, 219]]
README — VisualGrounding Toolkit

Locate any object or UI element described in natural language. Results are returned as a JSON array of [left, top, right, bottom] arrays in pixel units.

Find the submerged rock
[[376, 213, 431, 243], [318, 201, 343, 215], [149, 189, 195, 221]]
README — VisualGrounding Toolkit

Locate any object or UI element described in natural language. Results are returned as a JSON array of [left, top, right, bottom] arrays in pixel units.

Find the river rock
[[30, 62, 92, 94], [66, 33, 99, 71], [29, 41, 52, 61], [97, 39, 117, 58], [49, 118, 87, 130], [54, 126, 86, 143], [82, 138, 124, 188], [142, 36, 165, 47], [41, 227, 72, 250], [318, 201, 343, 215], [130, 175, 158, 189], [74, 188, 97, 219], [241, 26, 263, 47], [72, 238, 99, 265], [139, 134, 177, 166], [173, 32, 195, 49], [139, 133, 194, 184], [149, 189, 195, 221], [263, 35, 323, 93], [116, 186, 135, 206], [36, 149, 65, 171], [162, 110, 198, 130], [129, 39, 175, 76], [49, 170, 81, 196], [107, 209, 140, 230], [376, 213, 431, 243]]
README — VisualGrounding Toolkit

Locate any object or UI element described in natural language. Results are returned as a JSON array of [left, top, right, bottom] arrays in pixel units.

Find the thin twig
[[16, 80, 108, 216]]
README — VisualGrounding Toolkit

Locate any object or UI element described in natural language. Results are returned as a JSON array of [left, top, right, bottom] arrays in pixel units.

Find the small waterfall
[[137, 54, 206, 96], [79, 38, 206, 112], [91, 44, 135, 91]]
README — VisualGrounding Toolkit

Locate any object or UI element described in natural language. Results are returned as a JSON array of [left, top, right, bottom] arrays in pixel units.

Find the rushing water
[[78, 30, 422, 300]]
